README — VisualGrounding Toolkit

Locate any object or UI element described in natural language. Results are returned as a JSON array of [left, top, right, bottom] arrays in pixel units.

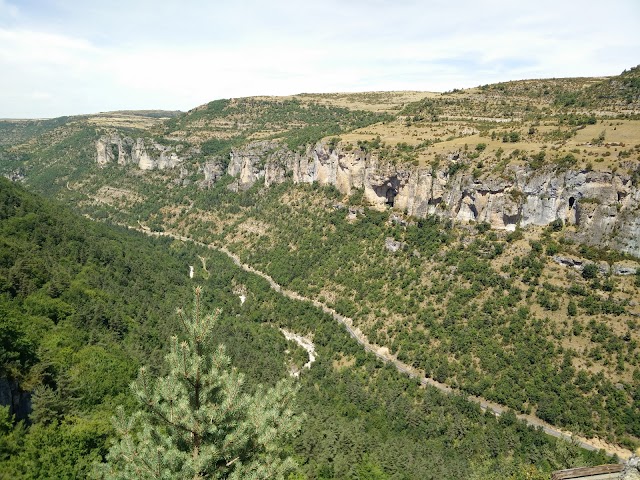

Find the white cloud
[[0, 28, 111, 117], [29, 91, 53, 100], [0, 28, 97, 66], [0, 0, 18, 20], [0, 0, 639, 117]]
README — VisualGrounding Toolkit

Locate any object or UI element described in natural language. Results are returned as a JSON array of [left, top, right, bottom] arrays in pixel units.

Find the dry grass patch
[[94, 186, 144, 206], [332, 354, 356, 371]]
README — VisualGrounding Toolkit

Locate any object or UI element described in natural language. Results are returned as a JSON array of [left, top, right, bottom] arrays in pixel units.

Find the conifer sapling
[[93, 286, 301, 479]]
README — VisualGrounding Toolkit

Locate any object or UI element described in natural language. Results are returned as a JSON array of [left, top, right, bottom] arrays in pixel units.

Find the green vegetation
[[171, 180, 639, 446], [2, 67, 640, 476], [0, 117, 72, 146], [95, 288, 300, 479], [0, 178, 615, 478], [166, 97, 392, 153], [502, 131, 521, 143]]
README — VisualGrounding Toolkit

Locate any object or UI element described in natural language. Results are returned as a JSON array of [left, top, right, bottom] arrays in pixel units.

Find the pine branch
[[95, 288, 300, 479], [144, 398, 196, 436]]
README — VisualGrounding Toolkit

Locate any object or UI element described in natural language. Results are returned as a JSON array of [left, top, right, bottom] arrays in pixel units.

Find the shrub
[[582, 264, 598, 280], [550, 219, 564, 232]]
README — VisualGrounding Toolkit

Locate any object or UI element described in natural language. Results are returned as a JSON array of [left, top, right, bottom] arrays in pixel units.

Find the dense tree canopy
[[0, 178, 615, 478]]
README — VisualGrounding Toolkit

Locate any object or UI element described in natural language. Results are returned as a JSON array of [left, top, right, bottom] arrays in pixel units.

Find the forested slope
[[171, 179, 640, 449], [2, 68, 639, 477], [0, 178, 614, 478], [0, 177, 292, 476]]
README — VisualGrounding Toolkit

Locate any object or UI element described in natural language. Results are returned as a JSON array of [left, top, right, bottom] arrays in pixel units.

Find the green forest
[[0, 177, 615, 478], [158, 178, 640, 448]]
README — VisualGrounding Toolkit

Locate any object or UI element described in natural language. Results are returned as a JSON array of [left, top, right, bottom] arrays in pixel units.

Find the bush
[[475, 222, 491, 233], [582, 264, 598, 280], [502, 132, 521, 143], [546, 242, 559, 256], [506, 227, 524, 242], [555, 154, 578, 171], [550, 219, 564, 232]]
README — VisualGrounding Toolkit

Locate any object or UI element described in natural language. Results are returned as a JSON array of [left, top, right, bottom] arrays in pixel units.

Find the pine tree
[[93, 287, 301, 479]]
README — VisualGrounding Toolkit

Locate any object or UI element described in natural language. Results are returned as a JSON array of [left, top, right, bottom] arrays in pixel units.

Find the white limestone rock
[[96, 133, 183, 171], [219, 140, 640, 257]]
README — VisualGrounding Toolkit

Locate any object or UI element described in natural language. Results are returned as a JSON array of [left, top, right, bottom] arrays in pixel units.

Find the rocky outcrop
[[134, 139, 183, 170], [199, 161, 225, 188], [96, 134, 184, 170], [385, 237, 406, 253], [0, 377, 31, 421], [551, 255, 639, 276], [622, 453, 640, 480], [225, 140, 640, 256], [3, 170, 25, 182], [96, 134, 134, 166]]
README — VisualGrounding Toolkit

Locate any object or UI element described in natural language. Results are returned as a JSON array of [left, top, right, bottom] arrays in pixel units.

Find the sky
[[1, 0, 638, 118]]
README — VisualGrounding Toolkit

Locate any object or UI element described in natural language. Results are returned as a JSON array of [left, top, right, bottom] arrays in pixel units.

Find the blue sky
[[1, 0, 638, 118]]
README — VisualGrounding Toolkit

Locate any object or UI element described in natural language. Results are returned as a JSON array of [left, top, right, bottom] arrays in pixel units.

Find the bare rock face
[[96, 134, 134, 166], [3, 170, 25, 182], [95, 136, 112, 166], [91, 125, 640, 256], [613, 262, 638, 275], [132, 138, 154, 170], [199, 161, 225, 187], [0, 377, 31, 421], [227, 141, 280, 187], [219, 139, 640, 257], [133, 138, 183, 170], [622, 454, 640, 480], [96, 133, 184, 170], [385, 237, 406, 252], [552, 255, 583, 270]]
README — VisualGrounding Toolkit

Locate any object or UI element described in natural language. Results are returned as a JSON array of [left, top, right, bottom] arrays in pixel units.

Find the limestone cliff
[[95, 134, 134, 166], [96, 134, 184, 170], [92, 133, 640, 256], [226, 140, 640, 257], [622, 454, 640, 480]]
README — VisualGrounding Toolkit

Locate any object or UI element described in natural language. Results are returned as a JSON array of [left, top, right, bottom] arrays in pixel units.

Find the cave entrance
[[568, 196, 575, 208], [386, 187, 398, 207]]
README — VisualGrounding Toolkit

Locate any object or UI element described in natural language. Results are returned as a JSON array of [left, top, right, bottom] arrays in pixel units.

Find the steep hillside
[[165, 96, 393, 149], [0, 178, 614, 479], [0, 117, 73, 146], [575, 66, 640, 111], [2, 69, 639, 252], [148, 177, 638, 449], [1, 67, 639, 454]]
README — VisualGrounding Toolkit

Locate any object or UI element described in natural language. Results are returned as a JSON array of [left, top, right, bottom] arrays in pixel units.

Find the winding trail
[[128, 225, 631, 460]]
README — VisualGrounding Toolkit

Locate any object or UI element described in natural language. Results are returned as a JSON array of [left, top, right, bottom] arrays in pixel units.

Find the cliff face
[[92, 133, 640, 256], [96, 135, 184, 170], [227, 141, 640, 257], [0, 378, 31, 421]]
